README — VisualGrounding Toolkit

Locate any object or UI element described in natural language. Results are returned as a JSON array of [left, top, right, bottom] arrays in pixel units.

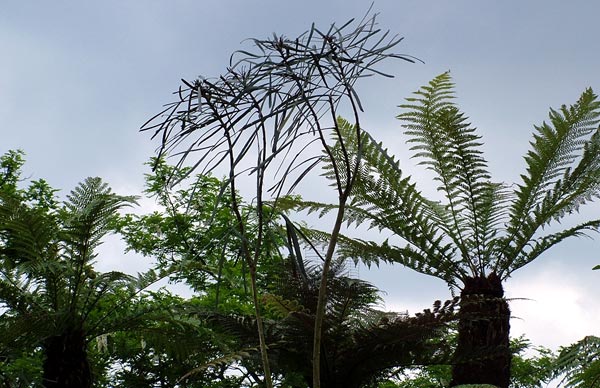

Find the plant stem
[[312, 198, 347, 388], [249, 265, 273, 388]]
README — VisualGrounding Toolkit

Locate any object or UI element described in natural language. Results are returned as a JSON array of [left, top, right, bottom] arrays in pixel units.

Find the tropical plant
[[142, 11, 414, 388], [201, 258, 458, 388], [116, 157, 283, 314], [553, 336, 600, 386], [284, 72, 600, 387], [117, 158, 326, 386], [0, 150, 176, 387], [94, 290, 244, 388]]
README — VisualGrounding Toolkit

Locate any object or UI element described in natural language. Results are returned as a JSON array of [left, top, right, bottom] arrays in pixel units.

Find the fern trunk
[[42, 329, 91, 388], [451, 272, 511, 388]]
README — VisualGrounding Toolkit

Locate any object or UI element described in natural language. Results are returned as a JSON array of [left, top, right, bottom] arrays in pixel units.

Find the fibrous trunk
[[42, 329, 91, 388], [451, 272, 511, 388]]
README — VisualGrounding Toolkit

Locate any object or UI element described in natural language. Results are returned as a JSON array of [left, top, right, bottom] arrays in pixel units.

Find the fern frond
[[62, 177, 138, 259], [554, 335, 600, 387], [0, 311, 56, 355], [0, 196, 58, 268], [502, 88, 600, 275], [262, 293, 306, 319], [334, 235, 464, 289], [508, 219, 600, 273], [398, 72, 495, 273], [294, 118, 464, 280]]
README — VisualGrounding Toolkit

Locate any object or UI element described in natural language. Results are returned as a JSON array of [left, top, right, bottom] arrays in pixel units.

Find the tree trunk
[[451, 272, 511, 388], [42, 329, 91, 388]]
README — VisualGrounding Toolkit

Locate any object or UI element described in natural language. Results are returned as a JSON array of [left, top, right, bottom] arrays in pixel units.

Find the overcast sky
[[2, 1, 600, 380]]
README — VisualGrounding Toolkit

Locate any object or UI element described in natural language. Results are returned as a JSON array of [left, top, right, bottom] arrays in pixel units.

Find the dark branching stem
[[224, 124, 274, 387], [142, 12, 410, 388], [201, 79, 275, 386]]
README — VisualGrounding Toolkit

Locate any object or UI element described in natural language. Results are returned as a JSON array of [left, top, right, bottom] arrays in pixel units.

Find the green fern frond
[[502, 88, 600, 275], [297, 115, 463, 279], [262, 293, 306, 319], [0, 312, 56, 355], [509, 219, 600, 273], [62, 177, 138, 257], [554, 335, 600, 387], [334, 235, 463, 288], [398, 72, 495, 272], [0, 197, 58, 268]]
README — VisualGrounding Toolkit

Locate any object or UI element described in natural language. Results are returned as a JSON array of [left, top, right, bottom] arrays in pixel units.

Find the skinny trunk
[[312, 200, 347, 388], [249, 265, 274, 388], [42, 329, 91, 388], [451, 272, 511, 388]]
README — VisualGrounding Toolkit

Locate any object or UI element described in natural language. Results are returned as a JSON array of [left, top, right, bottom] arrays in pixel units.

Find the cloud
[[506, 265, 600, 350]]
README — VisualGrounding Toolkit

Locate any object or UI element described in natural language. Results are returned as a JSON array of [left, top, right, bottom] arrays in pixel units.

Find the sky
[[2, 0, 600, 382]]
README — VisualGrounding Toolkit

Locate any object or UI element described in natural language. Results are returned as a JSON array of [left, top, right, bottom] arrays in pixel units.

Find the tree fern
[[0, 164, 176, 387], [296, 75, 600, 284], [286, 74, 600, 387]]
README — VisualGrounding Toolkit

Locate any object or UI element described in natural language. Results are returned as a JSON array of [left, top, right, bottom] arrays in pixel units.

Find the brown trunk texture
[[451, 272, 511, 388], [42, 330, 91, 388]]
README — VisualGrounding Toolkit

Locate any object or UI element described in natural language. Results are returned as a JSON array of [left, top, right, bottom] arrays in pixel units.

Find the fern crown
[[295, 72, 600, 288]]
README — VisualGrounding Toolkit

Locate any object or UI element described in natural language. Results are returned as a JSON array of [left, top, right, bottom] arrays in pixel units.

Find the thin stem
[[222, 116, 274, 388]]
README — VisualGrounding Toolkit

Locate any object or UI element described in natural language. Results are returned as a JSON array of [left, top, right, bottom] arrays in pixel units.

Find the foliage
[[116, 158, 303, 385], [95, 290, 243, 388], [279, 73, 600, 386], [554, 335, 600, 387], [201, 259, 458, 388], [0, 350, 43, 388], [143, 9, 416, 387], [286, 72, 600, 286], [116, 158, 288, 315], [509, 336, 555, 387], [0, 150, 184, 387]]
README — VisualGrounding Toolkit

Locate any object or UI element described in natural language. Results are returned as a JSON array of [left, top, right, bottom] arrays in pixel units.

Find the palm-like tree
[[291, 73, 600, 387], [0, 174, 156, 387]]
